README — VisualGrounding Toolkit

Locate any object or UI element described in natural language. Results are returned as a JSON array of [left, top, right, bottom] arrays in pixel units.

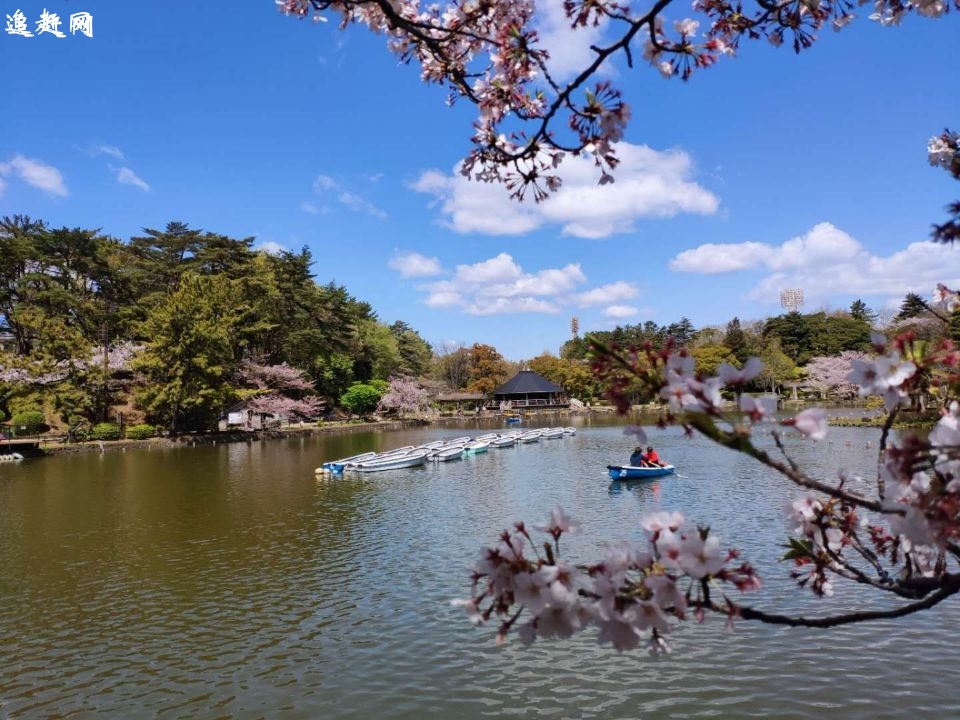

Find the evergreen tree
[[132, 273, 244, 433], [895, 293, 929, 321], [849, 299, 878, 324], [723, 317, 750, 364]]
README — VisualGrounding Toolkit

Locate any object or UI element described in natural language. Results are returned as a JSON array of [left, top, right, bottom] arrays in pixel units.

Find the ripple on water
[[2, 425, 960, 718]]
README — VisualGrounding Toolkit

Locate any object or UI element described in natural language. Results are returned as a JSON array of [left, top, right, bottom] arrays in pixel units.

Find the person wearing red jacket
[[642, 446, 663, 467]]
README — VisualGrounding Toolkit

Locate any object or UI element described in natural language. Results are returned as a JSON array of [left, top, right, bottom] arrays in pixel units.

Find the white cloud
[[337, 190, 387, 219], [670, 241, 775, 274], [407, 251, 638, 317], [112, 166, 150, 192], [92, 144, 125, 160], [670, 223, 861, 274], [603, 305, 639, 319], [535, 2, 611, 81], [465, 296, 560, 315], [571, 281, 638, 307], [311, 173, 386, 219], [411, 142, 718, 238], [300, 201, 321, 214], [0, 155, 68, 196], [389, 252, 444, 278], [424, 290, 462, 308], [256, 241, 288, 255], [669, 222, 960, 309], [313, 174, 337, 192]]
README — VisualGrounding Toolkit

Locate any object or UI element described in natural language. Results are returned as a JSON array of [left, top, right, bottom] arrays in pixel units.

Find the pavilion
[[493, 370, 569, 411]]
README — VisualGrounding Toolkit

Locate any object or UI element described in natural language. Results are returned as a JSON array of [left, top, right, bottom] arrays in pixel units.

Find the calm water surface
[[1, 419, 958, 719]]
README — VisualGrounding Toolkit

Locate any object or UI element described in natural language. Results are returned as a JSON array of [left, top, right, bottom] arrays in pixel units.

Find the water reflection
[[1, 422, 959, 719], [607, 478, 661, 499]]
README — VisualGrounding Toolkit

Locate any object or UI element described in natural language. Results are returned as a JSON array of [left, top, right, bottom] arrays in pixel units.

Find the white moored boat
[[317, 451, 378, 474], [462, 440, 489, 455], [518, 430, 542, 444], [489, 436, 516, 448], [349, 450, 430, 473], [0, 452, 24, 463], [433, 444, 466, 462]]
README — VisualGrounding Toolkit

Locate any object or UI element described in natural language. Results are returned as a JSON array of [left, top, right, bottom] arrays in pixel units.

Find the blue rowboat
[[607, 464, 675, 480]]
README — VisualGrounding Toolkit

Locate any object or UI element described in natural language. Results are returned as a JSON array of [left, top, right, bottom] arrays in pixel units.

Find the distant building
[[434, 391, 486, 414], [0, 332, 15, 352], [219, 400, 281, 431], [494, 370, 569, 411]]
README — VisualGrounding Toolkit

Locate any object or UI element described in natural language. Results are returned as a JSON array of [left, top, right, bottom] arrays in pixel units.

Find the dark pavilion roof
[[494, 370, 563, 395]]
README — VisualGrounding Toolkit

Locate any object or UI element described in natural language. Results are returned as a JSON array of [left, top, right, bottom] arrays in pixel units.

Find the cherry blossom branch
[[685, 411, 885, 513], [728, 573, 960, 628]]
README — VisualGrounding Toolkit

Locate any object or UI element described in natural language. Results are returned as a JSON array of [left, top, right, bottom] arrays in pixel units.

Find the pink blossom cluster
[[457, 507, 760, 652], [237, 360, 315, 393], [377, 375, 431, 415], [804, 351, 872, 400], [235, 360, 323, 420], [245, 392, 324, 421], [846, 333, 918, 411]]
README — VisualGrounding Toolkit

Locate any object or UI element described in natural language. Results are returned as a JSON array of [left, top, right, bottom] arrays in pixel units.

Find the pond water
[[1, 418, 958, 719]]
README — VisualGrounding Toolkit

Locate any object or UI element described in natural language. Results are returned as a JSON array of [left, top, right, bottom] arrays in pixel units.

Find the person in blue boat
[[642, 446, 664, 467], [629, 446, 645, 467]]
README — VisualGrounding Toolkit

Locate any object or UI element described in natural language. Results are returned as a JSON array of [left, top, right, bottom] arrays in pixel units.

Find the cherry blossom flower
[[679, 532, 727, 578], [781, 408, 828, 440], [739, 394, 777, 422], [718, 357, 763, 386], [622, 425, 648, 444], [640, 511, 684, 534], [847, 352, 916, 411], [534, 506, 581, 537]]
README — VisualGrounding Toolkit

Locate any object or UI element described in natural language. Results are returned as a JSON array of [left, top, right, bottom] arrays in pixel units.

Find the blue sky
[[2, 2, 958, 360]]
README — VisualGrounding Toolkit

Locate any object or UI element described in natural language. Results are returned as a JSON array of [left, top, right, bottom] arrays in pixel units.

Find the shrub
[[124, 424, 156, 440], [10, 410, 46, 435], [89, 422, 122, 441]]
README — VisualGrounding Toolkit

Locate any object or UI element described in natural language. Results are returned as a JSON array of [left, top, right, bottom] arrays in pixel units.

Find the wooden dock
[[1, 438, 42, 455]]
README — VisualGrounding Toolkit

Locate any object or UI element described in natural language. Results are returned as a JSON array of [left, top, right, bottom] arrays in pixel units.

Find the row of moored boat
[[315, 427, 577, 475]]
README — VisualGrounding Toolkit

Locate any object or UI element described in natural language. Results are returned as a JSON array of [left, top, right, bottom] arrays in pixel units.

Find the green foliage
[[764, 311, 870, 365], [758, 338, 796, 394], [132, 273, 244, 433], [390, 321, 433, 377], [314, 352, 355, 399], [527, 353, 599, 401], [849, 299, 878, 324], [90, 422, 122, 441], [895, 292, 929, 321], [339, 382, 385, 416], [9, 410, 45, 434], [723, 317, 753, 364], [692, 345, 737, 377], [124, 424, 156, 440]]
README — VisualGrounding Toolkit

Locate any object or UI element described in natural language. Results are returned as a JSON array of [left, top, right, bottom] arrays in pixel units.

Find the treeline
[[2, 214, 953, 434], [561, 294, 957, 400], [0, 216, 434, 433]]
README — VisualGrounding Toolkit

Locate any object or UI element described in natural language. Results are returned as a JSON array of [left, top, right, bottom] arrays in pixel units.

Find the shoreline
[[21, 410, 581, 457], [18, 419, 420, 458], [10, 403, 932, 459]]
